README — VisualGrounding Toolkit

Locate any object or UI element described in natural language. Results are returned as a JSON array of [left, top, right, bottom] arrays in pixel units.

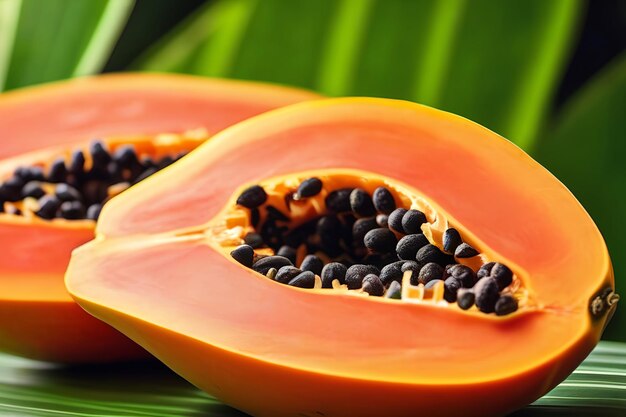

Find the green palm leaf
[[0, 0, 134, 91], [136, 0, 582, 149], [0, 341, 624, 416]]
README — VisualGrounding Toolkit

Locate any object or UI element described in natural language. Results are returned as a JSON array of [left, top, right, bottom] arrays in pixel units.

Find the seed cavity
[[224, 175, 523, 315]]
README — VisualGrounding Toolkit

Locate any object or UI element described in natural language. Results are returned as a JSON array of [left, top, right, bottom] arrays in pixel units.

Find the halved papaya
[[66, 98, 617, 416], [0, 73, 319, 363]]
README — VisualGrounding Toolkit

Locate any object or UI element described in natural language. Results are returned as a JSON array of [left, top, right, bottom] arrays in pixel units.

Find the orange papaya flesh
[[0, 74, 319, 363], [66, 98, 617, 416]]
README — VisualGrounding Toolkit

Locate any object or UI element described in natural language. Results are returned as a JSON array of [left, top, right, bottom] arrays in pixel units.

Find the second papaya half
[[0, 73, 319, 362], [66, 98, 618, 416]]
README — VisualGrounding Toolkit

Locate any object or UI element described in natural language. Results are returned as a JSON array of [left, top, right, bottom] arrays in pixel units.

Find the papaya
[[66, 98, 617, 416], [0, 73, 319, 363]]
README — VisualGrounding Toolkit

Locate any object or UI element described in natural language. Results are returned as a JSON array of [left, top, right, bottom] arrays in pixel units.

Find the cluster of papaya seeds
[[0, 73, 320, 363], [65, 98, 617, 417]]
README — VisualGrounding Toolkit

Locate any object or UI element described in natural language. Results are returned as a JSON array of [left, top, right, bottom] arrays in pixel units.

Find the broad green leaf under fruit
[[0, 342, 624, 416], [136, 0, 581, 150]]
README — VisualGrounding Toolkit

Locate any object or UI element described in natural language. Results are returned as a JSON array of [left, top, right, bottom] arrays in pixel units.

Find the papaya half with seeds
[[0, 74, 319, 363], [66, 98, 617, 416]]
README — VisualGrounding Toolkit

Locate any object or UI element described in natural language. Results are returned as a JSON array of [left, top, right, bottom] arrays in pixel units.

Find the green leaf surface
[[534, 53, 626, 342], [0, 0, 134, 91], [0, 341, 624, 416], [135, 0, 582, 148]]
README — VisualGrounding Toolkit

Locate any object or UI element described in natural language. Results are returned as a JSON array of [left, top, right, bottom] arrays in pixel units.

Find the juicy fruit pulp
[[0, 73, 319, 362], [66, 98, 616, 416]]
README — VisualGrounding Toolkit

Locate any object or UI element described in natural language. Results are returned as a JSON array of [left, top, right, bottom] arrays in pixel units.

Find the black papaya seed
[[252, 255, 292, 275], [325, 188, 353, 212], [276, 245, 297, 264], [236, 185, 267, 209], [230, 244, 255, 268], [345, 264, 380, 289], [457, 289, 475, 310], [387, 208, 408, 234], [401, 209, 427, 234], [349, 188, 376, 217], [364, 228, 397, 254], [442, 228, 463, 254], [418, 262, 444, 285], [85, 203, 102, 220], [89, 141, 111, 169], [424, 279, 443, 290], [376, 214, 389, 228], [59, 201, 85, 220], [300, 254, 324, 276], [416, 244, 453, 266], [55, 183, 82, 202], [275, 265, 302, 284], [288, 271, 316, 288], [352, 217, 378, 244], [491, 263, 514, 290], [385, 280, 402, 299], [295, 177, 323, 199], [446, 264, 476, 288], [379, 260, 405, 286], [21, 181, 45, 199], [47, 158, 67, 183], [243, 232, 264, 249], [495, 294, 519, 316], [35, 195, 61, 220], [69, 150, 85, 175], [474, 277, 499, 313], [362, 274, 385, 296], [320, 262, 347, 288], [396, 233, 429, 260], [455, 243, 479, 258], [443, 277, 462, 302], [0, 177, 23, 202], [477, 262, 496, 280], [401, 261, 421, 285], [372, 186, 396, 214], [266, 205, 289, 222]]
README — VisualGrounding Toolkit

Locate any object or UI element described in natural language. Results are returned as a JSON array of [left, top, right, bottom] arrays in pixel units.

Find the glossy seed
[[300, 254, 324, 276], [316, 215, 341, 256], [89, 141, 111, 169], [35, 195, 61, 220], [388, 208, 407, 233], [349, 188, 376, 217], [385, 280, 402, 299], [443, 277, 462, 302], [47, 158, 67, 182], [21, 181, 45, 199], [495, 294, 519, 316], [275, 266, 302, 284], [0, 177, 23, 202], [230, 244, 255, 268], [474, 277, 499, 313], [379, 261, 405, 286], [325, 188, 353, 212], [252, 255, 292, 275], [85, 203, 102, 220], [376, 214, 388, 227], [276, 245, 297, 264], [401, 260, 421, 276], [396, 233, 429, 260], [59, 201, 85, 220], [15, 166, 44, 182], [442, 228, 463, 254], [491, 263, 514, 290], [345, 264, 380, 289], [455, 243, 479, 258], [55, 183, 82, 202], [372, 187, 396, 214], [288, 271, 316, 288], [457, 289, 475, 310], [266, 268, 278, 280], [477, 262, 495, 280], [364, 228, 398, 254], [295, 177, 323, 199], [69, 150, 86, 175], [236, 185, 267, 209], [418, 262, 444, 285], [401, 209, 427, 234], [243, 232, 264, 249], [352, 217, 378, 243], [362, 274, 385, 296], [113, 145, 139, 168], [416, 244, 454, 266], [320, 262, 348, 288], [446, 264, 476, 288], [424, 279, 443, 289]]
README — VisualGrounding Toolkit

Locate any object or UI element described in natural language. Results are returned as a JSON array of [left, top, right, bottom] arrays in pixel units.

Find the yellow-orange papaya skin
[[66, 98, 615, 416], [0, 74, 319, 363]]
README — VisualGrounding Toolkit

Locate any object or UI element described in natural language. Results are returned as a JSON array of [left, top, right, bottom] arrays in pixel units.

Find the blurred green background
[[0, 0, 625, 415]]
